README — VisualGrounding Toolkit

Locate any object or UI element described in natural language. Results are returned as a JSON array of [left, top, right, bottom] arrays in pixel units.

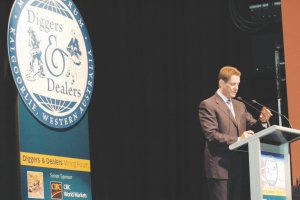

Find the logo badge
[[264, 155, 278, 186], [7, 0, 94, 129], [27, 171, 44, 198], [51, 181, 62, 199]]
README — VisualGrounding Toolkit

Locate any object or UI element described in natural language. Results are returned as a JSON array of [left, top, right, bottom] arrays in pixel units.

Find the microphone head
[[252, 100, 257, 104], [237, 97, 242, 100]]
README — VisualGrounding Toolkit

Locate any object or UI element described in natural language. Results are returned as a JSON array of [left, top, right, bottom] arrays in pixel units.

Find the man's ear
[[219, 79, 224, 86]]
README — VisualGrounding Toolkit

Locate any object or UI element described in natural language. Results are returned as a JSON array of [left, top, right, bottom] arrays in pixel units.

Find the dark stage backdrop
[[1, 0, 284, 199]]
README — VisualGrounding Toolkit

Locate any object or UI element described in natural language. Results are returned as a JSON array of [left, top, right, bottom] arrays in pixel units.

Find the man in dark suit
[[199, 66, 272, 200]]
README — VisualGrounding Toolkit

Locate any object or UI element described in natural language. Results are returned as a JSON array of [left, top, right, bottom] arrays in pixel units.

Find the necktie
[[227, 99, 235, 118]]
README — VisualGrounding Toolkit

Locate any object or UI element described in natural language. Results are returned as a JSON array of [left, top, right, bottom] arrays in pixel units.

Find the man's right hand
[[240, 130, 254, 140]]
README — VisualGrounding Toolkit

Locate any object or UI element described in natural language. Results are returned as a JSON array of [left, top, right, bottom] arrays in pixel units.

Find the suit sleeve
[[244, 106, 265, 133], [199, 100, 238, 146]]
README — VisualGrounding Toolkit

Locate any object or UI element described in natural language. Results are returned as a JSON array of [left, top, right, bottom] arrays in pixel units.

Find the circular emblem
[[264, 155, 278, 186], [7, 0, 94, 129]]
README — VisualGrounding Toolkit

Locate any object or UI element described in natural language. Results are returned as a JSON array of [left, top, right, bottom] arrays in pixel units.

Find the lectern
[[229, 125, 300, 200]]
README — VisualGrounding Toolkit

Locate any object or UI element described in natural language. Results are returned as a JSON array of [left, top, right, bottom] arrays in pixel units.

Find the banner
[[7, 0, 94, 199]]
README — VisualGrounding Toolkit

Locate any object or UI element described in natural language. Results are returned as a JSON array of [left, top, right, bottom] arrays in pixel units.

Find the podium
[[229, 125, 300, 200]]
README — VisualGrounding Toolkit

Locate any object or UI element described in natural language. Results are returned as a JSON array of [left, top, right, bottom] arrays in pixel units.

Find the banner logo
[[264, 155, 278, 186], [27, 171, 44, 198], [7, 0, 94, 129], [51, 181, 62, 199]]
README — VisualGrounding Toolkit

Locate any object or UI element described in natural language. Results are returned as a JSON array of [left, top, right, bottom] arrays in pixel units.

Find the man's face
[[219, 75, 240, 98]]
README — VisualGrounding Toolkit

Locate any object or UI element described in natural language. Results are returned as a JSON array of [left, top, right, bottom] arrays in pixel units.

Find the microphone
[[252, 99, 293, 129], [237, 97, 270, 127]]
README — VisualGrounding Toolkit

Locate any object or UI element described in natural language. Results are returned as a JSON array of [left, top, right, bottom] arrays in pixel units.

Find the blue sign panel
[[19, 97, 92, 200]]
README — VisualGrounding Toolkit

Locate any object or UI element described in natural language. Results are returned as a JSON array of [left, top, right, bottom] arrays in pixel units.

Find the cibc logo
[[64, 184, 71, 190], [51, 181, 62, 199], [7, 0, 94, 129]]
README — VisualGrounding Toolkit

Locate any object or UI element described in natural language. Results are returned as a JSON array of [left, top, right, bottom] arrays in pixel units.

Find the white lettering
[[17, 0, 24, 8], [78, 18, 84, 27]]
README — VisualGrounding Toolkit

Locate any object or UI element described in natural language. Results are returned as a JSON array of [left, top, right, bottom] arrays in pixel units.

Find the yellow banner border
[[20, 152, 90, 172]]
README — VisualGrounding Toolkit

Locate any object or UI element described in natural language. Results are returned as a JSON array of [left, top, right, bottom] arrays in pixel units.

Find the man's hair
[[218, 66, 241, 82]]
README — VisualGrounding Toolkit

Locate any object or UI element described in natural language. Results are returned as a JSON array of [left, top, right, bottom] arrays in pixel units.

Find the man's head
[[218, 66, 241, 98]]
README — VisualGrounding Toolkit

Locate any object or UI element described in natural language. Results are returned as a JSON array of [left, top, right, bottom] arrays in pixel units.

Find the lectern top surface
[[229, 125, 300, 151]]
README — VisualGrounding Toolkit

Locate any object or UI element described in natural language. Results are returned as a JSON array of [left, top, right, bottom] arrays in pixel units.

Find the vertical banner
[[7, 0, 94, 199], [261, 151, 286, 200]]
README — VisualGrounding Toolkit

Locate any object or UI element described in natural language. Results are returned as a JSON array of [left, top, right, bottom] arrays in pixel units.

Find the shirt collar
[[217, 89, 231, 103]]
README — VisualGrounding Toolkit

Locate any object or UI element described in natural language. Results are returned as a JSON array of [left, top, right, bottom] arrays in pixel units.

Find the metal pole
[[274, 47, 282, 126]]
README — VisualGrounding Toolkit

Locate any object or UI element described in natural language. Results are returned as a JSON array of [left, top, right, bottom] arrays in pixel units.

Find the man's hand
[[240, 130, 254, 140], [259, 107, 273, 123]]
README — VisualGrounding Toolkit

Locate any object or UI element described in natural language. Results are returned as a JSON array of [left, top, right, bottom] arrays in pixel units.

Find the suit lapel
[[214, 94, 238, 127]]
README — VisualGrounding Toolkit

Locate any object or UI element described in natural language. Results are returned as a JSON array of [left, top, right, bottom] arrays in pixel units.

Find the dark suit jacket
[[199, 93, 264, 179]]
